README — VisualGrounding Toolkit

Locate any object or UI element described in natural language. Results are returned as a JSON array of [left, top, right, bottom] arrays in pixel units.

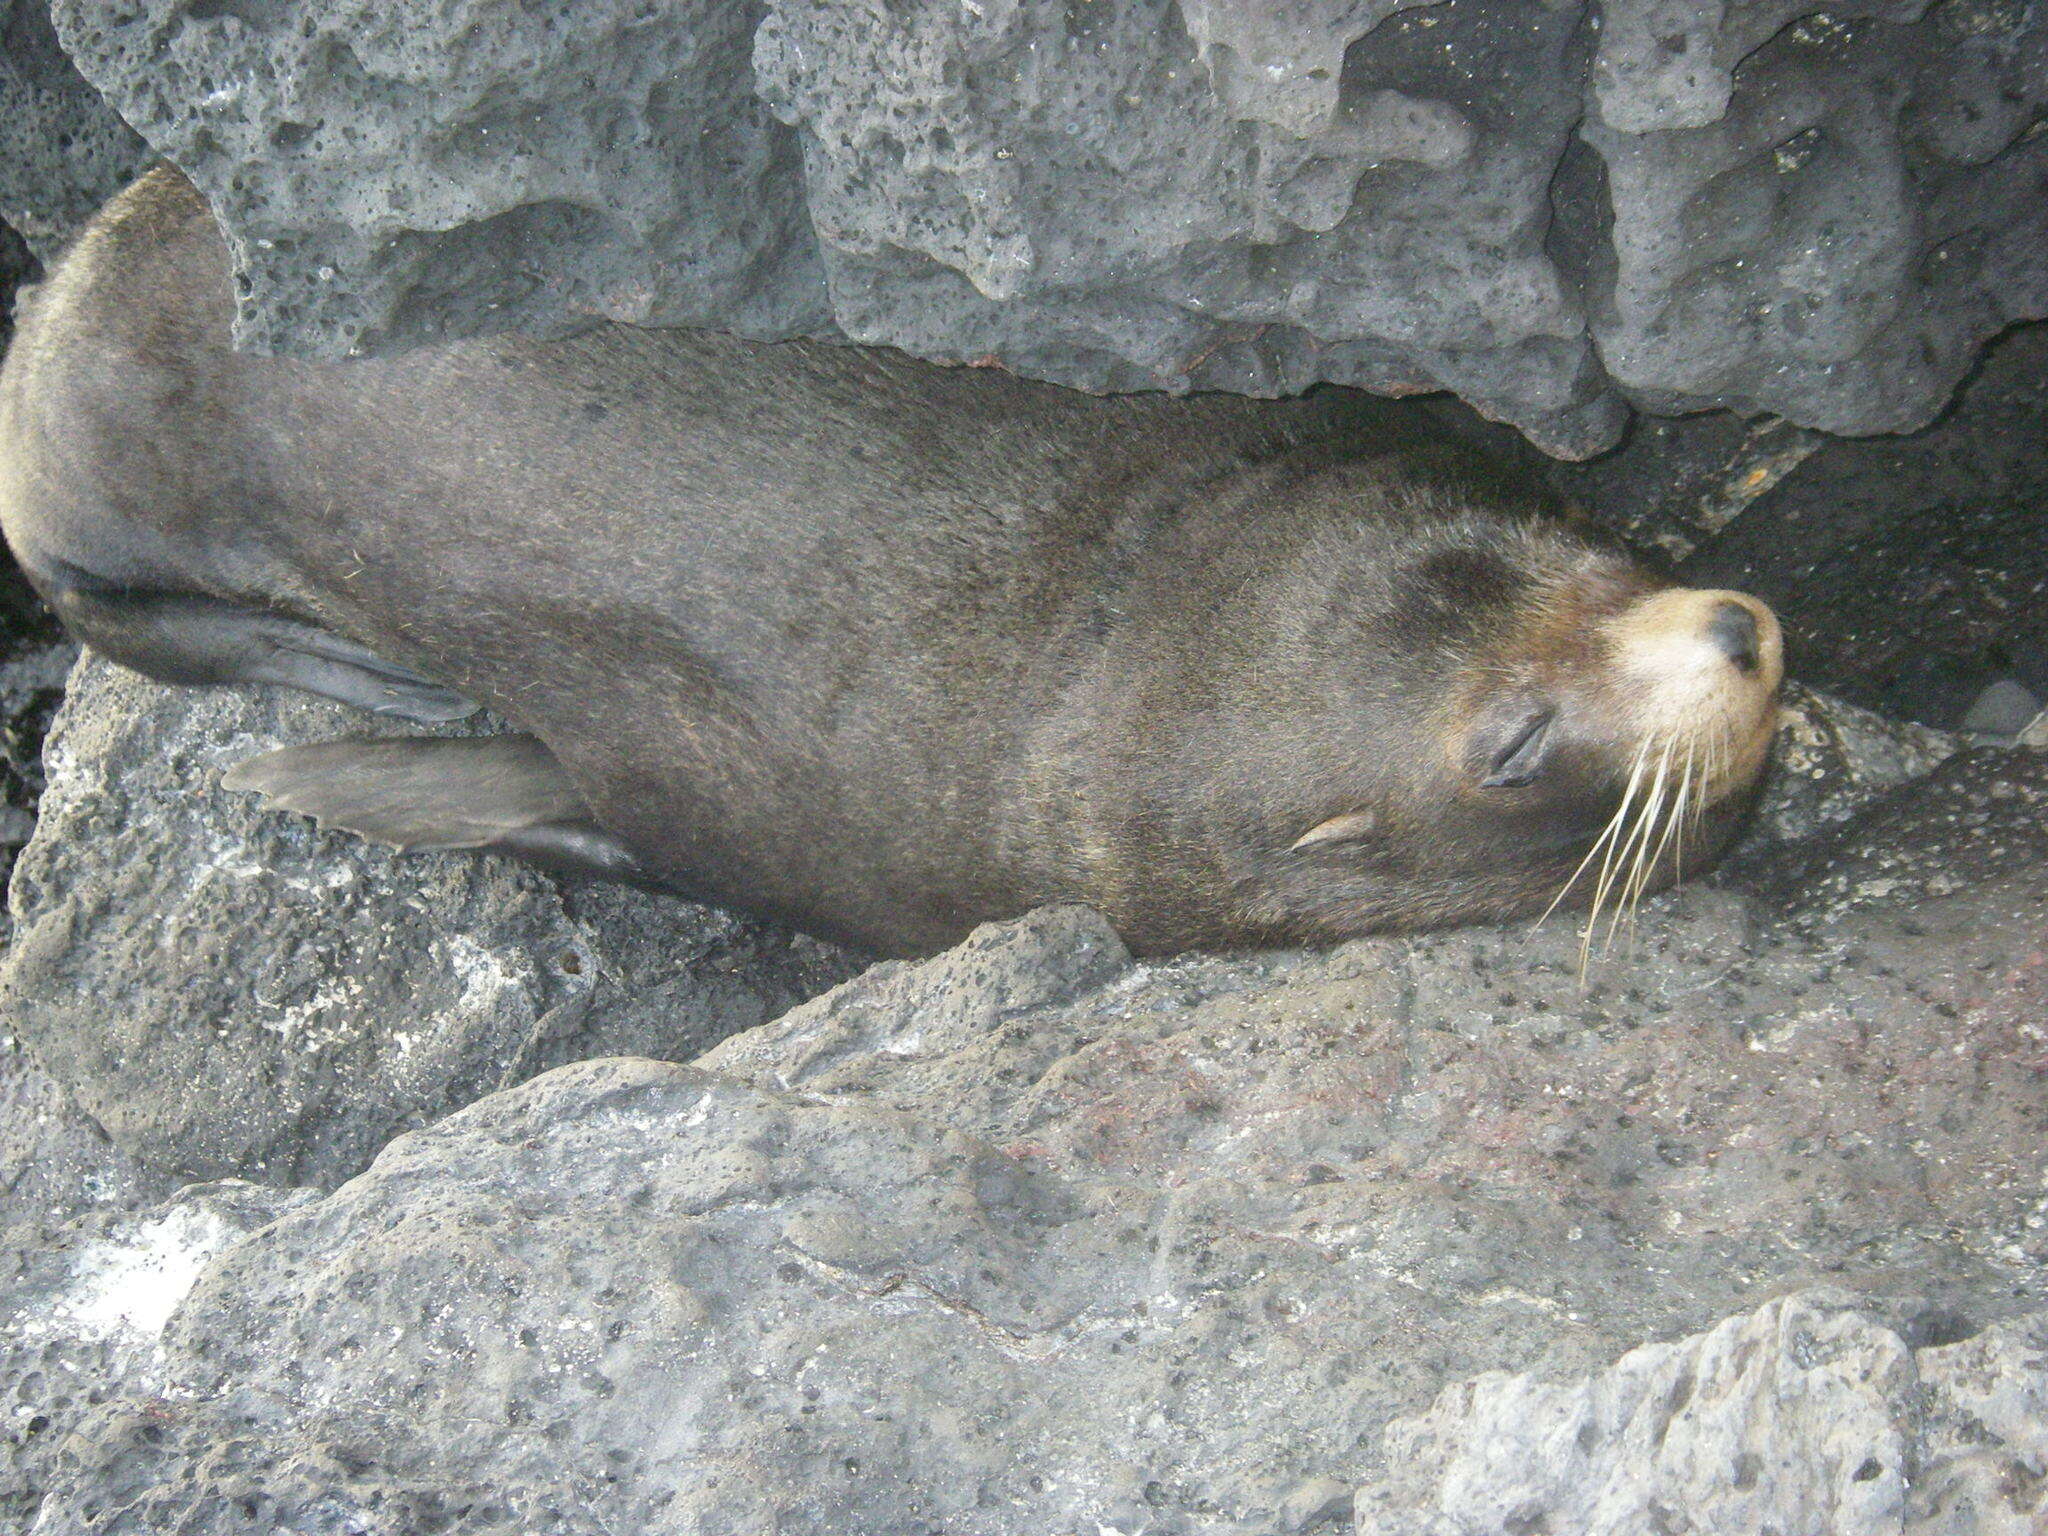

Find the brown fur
[[0, 169, 1780, 955]]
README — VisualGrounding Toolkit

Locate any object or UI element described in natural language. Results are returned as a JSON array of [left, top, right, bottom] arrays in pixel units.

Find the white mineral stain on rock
[[265, 973, 366, 1046], [41, 1205, 243, 1344], [444, 933, 529, 1017]]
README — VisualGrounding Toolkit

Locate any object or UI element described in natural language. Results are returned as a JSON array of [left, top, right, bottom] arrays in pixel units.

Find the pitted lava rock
[[0, 657, 865, 1191], [16, 0, 2043, 453], [14, 854, 2048, 1532]]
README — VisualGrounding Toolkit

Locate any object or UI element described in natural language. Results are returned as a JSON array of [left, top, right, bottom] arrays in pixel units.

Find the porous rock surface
[[1355, 1291, 2048, 1535], [7, 705, 2046, 1530], [0, 642, 175, 1254], [1727, 680, 1957, 848], [44, 0, 830, 356], [1738, 744, 2048, 927], [13, 870, 2048, 1532], [0, 633, 70, 923], [0, 1037, 171, 1259], [0, 0, 151, 262], [29, 0, 2048, 453], [0, 655, 864, 1192], [0, 1180, 313, 1531]]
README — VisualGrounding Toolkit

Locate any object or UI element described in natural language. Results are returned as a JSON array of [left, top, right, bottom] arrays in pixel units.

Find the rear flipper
[[37, 561, 475, 724], [221, 733, 651, 885]]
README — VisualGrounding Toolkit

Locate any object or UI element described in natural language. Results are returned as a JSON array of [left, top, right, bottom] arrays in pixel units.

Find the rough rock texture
[[0, 217, 36, 358], [31, 0, 2048, 453], [0, 1039, 171, 1260], [1727, 681, 1958, 850], [1584, 1, 2048, 435], [1402, 318, 2048, 733], [753, 0, 1619, 452], [0, 609, 130, 1257], [0, 656, 865, 1190], [17, 836, 2048, 1532], [0, 634, 69, 915], [1354, 1291, 2048, 1535], [0, 0, 152, 261], [45, 0, 830, 355], [1734, 746, 2048, 926], [1677, 321, 2048, 733], [0, 1181, 313, 1530]]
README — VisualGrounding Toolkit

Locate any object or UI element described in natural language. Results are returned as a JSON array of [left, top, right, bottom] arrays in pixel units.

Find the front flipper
[[32, 561, 475, 724], [221, 733, 650, 884]]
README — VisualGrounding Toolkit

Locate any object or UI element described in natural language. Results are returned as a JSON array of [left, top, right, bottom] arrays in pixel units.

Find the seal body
[[0, 170, 1784, 955]]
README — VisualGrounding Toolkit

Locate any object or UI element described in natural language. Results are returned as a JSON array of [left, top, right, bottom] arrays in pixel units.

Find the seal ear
[[1291, 808, 1378, 850]]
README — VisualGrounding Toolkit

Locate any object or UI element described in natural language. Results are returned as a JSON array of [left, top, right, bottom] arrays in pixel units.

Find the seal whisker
[[1670, 734, 1697, 892], [1638, 738, 1692, 922], [1572, 745, 1656, 976], [1621, 757, 1670, 942], [1606, 741, 1673, 951], [1703, 726, 1729, 813], [1538, 742, 1646, 935]]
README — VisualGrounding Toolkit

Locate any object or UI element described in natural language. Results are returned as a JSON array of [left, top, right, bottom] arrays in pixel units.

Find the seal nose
[[1705, 600, 1760, 674]]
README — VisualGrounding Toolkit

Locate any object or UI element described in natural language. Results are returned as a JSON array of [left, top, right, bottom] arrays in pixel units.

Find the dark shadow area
[[0, 213, 74, 893], [0, 216, 38, 355], [1678, 322, 2048, 732], [1431, 319, 2048, 734]]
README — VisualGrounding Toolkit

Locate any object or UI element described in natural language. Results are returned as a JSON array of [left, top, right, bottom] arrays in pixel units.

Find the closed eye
[[1481, 709, 1553, 788]]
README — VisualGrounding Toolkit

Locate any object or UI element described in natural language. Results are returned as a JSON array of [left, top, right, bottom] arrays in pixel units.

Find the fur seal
[[0, 169, 1784, 956]]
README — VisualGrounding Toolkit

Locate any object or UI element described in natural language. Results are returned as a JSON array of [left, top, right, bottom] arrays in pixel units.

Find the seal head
[[1038, 493, 1785, 952]]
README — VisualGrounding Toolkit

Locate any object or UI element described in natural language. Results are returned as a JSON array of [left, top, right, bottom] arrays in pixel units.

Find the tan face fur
[[1521, 585, 1782, 948], [1598, 586, 1785, 806], [1244, 530, 1785, 956], [1426, 578, 1784, 943]]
